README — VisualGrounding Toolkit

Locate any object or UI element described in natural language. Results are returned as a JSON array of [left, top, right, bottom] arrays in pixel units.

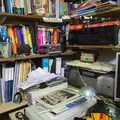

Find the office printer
[[25, 97, 96, 120]]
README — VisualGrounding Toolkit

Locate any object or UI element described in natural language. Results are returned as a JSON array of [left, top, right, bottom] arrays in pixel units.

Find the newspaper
[[36, 88, 80, 114]]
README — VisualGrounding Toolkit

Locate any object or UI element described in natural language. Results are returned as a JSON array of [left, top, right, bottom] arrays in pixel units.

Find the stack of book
[[0, 25, 61, 56], [71, 0, 97, 17], [0, 61, 31, 103], [96, 1, 117, 12], [71, 0, 120, 17]]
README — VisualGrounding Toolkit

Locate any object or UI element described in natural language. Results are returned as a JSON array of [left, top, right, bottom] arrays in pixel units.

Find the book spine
[[7, 0, 13, 13], [53, 29, 57, 44], [4, 68, 8, 103], [42, 58, 49, 72], [48, 0, 52, 15], [1, 0, 5, 12], [37, 31, 43, 52], [20, 0, 24, 14], [56, 0, 60, 19], [48, 30, 51, 44]]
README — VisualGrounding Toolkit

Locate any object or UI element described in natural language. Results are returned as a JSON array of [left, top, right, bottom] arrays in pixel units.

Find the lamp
[[77, 68, 97, 97]]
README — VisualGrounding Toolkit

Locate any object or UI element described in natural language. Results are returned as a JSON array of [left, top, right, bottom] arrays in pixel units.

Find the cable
[[77, 68, 87, 86]]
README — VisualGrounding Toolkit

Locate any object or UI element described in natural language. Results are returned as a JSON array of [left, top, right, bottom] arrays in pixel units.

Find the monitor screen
[[114, 52, 120, 101]]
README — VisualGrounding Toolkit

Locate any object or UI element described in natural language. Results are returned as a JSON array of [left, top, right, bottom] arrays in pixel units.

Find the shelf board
[[0, 12, 43, 21], [87, 7, 120, 18], [0, 52, 75, 62], [0, 100, 27, 114], [67, 45, 116, 49], [0, 12, 70, 23]]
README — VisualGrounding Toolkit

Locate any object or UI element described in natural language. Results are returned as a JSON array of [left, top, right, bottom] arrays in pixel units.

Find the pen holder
[[0, 41, 12, 58]]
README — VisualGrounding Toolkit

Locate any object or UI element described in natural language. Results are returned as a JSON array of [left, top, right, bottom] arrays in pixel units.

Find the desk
[[0, 100, 27, 114]]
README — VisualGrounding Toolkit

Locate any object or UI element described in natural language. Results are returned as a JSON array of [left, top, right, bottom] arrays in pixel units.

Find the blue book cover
[[16, 28, 22, 45], [7, 0, 12, 13], [20, 27, 25, 44], [42, 58, 49, 72], [48, 31, 51, 44], [76, 8, 96, 16]]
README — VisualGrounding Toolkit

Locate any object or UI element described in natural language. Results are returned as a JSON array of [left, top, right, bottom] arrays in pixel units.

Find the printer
[[25, 97, 97, 120], [25, 77, 97, 120]]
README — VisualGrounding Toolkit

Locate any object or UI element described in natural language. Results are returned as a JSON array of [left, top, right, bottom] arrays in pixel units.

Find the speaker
[[69, 25, 119, 45]]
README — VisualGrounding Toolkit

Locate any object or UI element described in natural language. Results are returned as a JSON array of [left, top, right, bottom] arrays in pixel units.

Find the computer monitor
[[114, 52, 120, 101]]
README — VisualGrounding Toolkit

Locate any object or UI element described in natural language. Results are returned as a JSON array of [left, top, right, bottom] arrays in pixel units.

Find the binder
[[1, 64, 5, 102], [8, 26, 17, 55], [4, 68, 9, 103], [8, 67, 14, 102], [42, 58, 49, 72]]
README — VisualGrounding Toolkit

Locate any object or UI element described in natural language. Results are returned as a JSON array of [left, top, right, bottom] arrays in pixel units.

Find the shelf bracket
[[0, 16, 7, 25]]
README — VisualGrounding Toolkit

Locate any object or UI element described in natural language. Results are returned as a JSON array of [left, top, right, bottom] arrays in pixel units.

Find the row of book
[[0, 25, 33, 55], [0, 25, 61, 56], [0, 61, 31, 103], [42, 57, 65, 77], [71, 0, 120, 17], [0, 57, 66, 103], [0, 0, 70, 18]]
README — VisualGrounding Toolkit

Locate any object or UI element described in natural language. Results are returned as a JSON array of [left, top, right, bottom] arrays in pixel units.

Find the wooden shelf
[[0, 100, 27, 114], [0, 12, 43, 21], [0, 12, 70, 24], [87, 7, 120, 18], [0, 52, 75, 62], [67, 45, 117, 49]]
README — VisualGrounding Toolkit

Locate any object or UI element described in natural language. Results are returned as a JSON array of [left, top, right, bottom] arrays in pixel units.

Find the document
[[17, 67, 58, 90]]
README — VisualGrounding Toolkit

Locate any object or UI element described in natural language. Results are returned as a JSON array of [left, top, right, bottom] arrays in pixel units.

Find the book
[[26, 0, 32, 14], [56, 58, 62, 76], [71, 2, 96, 14], [56, 0, 60, 19], [19, 0, 24, 14], [1, 64, 5, 102], [49, 59, 53, 73], [8, 67, 14, 102], [7, 0, 13, 13], [8, 26, 17, 55], [4, 67, 9, 103], [4, 0, 8, 12], [48, 0, 52, 15], [0, 0, 5, 12], [42, 58, 49, 72]]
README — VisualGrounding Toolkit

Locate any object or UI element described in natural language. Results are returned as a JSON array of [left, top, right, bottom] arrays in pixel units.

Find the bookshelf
[[87, 7, 120, 18], [67, 45, 117, 49], [0, 100, 27, 114]]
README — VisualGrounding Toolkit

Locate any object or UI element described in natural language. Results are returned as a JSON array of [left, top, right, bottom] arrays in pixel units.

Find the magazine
[[36, 88, 80, 111]]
